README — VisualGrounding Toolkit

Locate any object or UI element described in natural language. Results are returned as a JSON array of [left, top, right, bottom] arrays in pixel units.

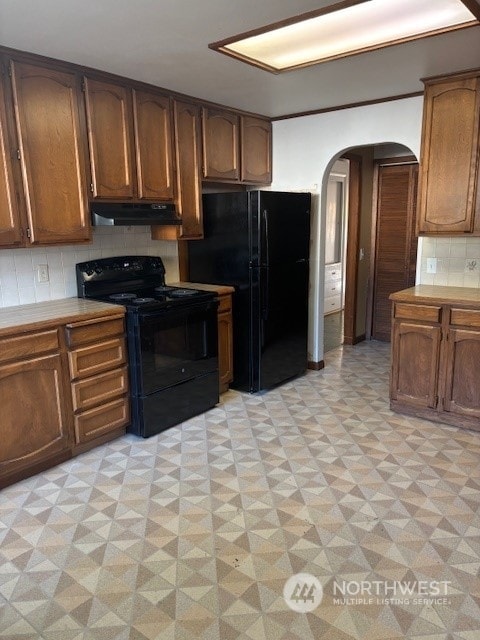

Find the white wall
[[0, 226, 179, 307], [271, 96, 424, 363]]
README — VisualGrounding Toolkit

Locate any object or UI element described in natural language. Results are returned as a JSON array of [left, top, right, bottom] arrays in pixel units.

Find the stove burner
[[154, 285, 175, 293], [109, 293, 137, 301], [132, 297, 155, 305], [169, 289, 199, 298]]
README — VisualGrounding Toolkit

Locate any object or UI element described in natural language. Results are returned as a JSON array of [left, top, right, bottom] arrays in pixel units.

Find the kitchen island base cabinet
[[390, 287, 480, 433]]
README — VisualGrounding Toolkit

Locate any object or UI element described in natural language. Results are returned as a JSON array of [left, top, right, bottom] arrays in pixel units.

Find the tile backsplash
[[418, 237, 480, 288], [0, 226, 179, 308]]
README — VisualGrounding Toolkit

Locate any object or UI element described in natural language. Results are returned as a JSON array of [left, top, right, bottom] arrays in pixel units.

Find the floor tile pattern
[[1, 341, 480, 639]]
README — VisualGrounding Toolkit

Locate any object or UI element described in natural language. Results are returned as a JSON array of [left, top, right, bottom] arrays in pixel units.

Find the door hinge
[[16, 149, 21, 161], [89, 183, 94, 194], [26, 227, 31, 239], [81, 80, 86, 92]]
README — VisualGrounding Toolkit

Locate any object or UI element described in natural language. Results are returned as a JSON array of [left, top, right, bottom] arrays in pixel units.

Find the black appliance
[[188, 190, 311, 393], [91, 202, 181, 226], [76, 256, 219, 438]]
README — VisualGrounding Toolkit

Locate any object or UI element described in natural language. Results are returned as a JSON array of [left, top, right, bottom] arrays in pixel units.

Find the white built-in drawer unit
[[324, 262, 343, 314]]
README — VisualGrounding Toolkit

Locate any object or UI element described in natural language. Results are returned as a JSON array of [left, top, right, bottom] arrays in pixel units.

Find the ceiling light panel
[[214, 0, 477, 72]]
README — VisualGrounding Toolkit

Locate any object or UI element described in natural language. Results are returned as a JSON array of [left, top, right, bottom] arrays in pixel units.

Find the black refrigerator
[[188, 190, 311, 393]]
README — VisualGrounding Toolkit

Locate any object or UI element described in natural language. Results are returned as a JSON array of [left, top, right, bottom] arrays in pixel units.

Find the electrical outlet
[[426, 258, 437, 274], [37, 264, 49, 283]]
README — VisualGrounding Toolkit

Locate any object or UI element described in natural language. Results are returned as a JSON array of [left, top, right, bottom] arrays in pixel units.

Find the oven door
[[129, 300, 218, 396]]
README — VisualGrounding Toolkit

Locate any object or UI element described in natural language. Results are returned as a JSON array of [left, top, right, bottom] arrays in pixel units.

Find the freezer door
[[189, 191, 251, 285], [256, 259, 309, 391], [255, 191, 311, 267]]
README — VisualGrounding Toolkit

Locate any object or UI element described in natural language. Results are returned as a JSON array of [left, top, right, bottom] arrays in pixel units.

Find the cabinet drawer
[[450, 308, 480, 327], [217, 295, 231, 313], [0, 329, 59, 364], [325, 293, 342, 314], [325, 281, 342, 296], [74, 397, 130, 444], [394, 303, 441, 323], [71, 366, 129, 411], [65, 315, 125, 347], [69, 338, 126, 379], [325, 263, 342, 282]]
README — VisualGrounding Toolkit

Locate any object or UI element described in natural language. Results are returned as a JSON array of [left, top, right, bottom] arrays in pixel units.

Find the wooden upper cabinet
[[151, 100, 203, 241], [240, 116, 272, 184], [84, 77, 136, 199], [202, 107, 240, 181], [0, 75, 23, 247], [417, 72, 480, 234], [133, 90, 175, 201], [10, 60, 90, 244], [175, 101, 203, 238]]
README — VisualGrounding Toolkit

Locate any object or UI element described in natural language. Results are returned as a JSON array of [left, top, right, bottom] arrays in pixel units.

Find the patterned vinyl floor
[[1, 341, 479, 640]]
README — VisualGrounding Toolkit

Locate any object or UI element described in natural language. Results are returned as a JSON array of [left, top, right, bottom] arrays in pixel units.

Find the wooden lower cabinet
[[0, 352, 71, 487], [390, 288, 480, 432], [66, 313, 130, 451], [391, 321, 441, 410], [443, 327, 480, 419], [0, 309, 130, 488], [217, 293, 233, 393]]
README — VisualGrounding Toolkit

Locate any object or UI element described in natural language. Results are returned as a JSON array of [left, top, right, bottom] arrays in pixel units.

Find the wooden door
[[0, 73, 23, 246], [372, 163, 418, 341], [218, 297, 233, 393], [418, 75, 480, 234], [202, 107, 239, 181], [391, 320, 441, 409], [11, 61, 90, 244], [152, 100, 203, 240], [84, 77, 136, 199], [443, 328, 480, 418], [240, 116, 272, 183], [0, 354, 70, 482], [133, 90, 175, 201]]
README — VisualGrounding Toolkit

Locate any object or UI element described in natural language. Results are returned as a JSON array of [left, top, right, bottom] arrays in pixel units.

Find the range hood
[[91, 202, 181, 226]]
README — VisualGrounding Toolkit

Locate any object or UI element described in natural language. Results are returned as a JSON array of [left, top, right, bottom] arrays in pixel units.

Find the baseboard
[[308, 360, 325, 370], [343, 333, 366, 346]]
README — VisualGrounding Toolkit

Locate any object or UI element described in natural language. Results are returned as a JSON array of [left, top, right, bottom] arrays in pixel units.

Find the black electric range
[[76, 256, 219, 437]]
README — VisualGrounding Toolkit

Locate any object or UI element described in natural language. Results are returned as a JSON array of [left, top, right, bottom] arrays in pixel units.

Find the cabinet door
[[443, 328, 480, 418], [174, 100, 204, 239], [218, 307, 233, 392], [240, 116, 272, 184], [133, 90, 175, 201], [84, 77, 136, 199], [0, 354, 70, 480], [391, 321, 441, 409], [0, 74, 23, 246], [418, 76, 480, 234], [11, 61, 90, 244], [202, 107, 239, 181]]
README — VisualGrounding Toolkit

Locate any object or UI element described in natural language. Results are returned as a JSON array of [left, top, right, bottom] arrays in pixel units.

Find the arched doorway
[[322, 142, 418, 354]]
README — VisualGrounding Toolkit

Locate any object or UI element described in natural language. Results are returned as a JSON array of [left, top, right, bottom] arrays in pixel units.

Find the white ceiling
[[0, 0, 479, 118]]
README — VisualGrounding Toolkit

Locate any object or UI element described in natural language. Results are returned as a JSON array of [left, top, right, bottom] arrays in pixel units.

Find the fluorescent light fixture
[[210, 0, 478, 73]]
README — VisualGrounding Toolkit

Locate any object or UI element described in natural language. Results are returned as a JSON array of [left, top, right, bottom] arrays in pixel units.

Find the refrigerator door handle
[[261, 209, 269, 267]]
